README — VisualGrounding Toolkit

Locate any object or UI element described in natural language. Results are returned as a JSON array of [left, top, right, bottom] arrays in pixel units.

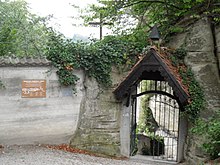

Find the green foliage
[[57, 69, 79, 87], [183, 69, 205, 121], [191, 112, 220, 159], [0, 0, 50, 57], [46, 31, 143, 88], [170, 48, 187, 66], [137, 95, 151, 134], [46, 31, 81, 90], [173, 48, 187, 61], [170, 26, 185, 34], [137, 80, 157, 135], [170, 48, 205, 122], [82, 0, 219, 40]]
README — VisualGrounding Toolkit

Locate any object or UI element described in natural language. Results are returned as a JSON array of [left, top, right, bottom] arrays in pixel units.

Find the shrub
[[191, 111, 220, 159]]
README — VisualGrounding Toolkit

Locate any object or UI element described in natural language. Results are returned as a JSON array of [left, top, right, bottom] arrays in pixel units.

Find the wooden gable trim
[[113, 48, 190, 105]]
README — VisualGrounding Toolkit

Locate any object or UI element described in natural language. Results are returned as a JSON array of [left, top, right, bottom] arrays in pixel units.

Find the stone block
[[70, 131, 120, 156], [185, 52, 216, 65], [166, 32, 188, 49], [185, 18, 214, 52], [198, 64, 220, 85], [70, 74, 122, 157]]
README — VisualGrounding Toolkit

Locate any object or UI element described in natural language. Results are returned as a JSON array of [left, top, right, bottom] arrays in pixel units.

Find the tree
[[0, 0, 50, 57], [82, 0, 220, 38]]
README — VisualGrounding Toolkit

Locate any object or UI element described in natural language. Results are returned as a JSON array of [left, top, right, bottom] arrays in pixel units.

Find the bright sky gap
[[26, 0, 111, 39]]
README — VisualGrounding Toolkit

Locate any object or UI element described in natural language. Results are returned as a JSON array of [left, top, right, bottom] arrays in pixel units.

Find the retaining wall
[[0, 58, 84, 145]]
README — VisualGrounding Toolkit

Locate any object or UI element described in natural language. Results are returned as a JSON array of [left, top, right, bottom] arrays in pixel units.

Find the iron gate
[[130, 80, 180, 162]]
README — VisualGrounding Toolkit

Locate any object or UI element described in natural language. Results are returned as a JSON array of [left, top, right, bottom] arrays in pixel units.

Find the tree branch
[[121, 0, 183, 10]]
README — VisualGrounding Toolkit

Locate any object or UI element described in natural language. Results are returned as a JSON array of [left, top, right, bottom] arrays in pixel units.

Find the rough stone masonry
[[167, 17, 220, 164]]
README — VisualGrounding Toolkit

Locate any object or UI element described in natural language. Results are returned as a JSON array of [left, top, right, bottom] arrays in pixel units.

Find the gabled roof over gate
[[113, 47, 190, 105]]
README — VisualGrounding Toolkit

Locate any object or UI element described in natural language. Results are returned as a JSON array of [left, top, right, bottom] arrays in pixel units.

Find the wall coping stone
[[0, 56, 51, 67]]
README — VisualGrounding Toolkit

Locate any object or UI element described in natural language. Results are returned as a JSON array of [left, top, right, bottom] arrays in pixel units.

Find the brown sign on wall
[[22, 80, 46, 98]]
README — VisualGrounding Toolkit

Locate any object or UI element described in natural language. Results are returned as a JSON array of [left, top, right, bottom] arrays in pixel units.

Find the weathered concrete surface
[[216, 25, 220, 71], [70, 76, 121, 156], [167, 17, 220, 164], [70, 68, 128, 157], [0, 66, 84, 145]]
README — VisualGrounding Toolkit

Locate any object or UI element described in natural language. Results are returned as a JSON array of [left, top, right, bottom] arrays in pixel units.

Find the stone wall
[[216, 25, 220, 71], [70, 68, 126, 156], [167, 17, 220, 164], [1, 17, 218, 163], [0, 59, 84, 145], [70, 17, 220, 160]]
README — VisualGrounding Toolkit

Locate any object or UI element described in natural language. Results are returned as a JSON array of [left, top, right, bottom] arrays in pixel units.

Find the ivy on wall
[[46, 31, 145, 90], [169, 48, 205, 122], [160, 48, 220, 159], [169, 48, 220, 159], [47, 30, 205, 122], [191, 111, 220, 159], [46, 29, 218, 159]]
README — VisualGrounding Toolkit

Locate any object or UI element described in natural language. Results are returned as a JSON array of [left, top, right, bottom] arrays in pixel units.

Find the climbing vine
[[46, 30, 144, 90], [182, 69, 205, 121], [168, 48, 220, 160], [47, 29, 205, 122], [191, 111, 220, 159], [169, 48, 205, 122]]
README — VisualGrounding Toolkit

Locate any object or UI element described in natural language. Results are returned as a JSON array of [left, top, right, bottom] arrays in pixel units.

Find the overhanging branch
[[122, 0, 183, 10]]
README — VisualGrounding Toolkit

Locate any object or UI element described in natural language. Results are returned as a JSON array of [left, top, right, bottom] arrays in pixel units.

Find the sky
[[26, 0, 111, 39]]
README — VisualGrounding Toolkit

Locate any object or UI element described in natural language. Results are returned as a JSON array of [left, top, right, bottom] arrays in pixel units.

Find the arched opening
[[114, 49, 189, 163], [130, 80, 181, 162]]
